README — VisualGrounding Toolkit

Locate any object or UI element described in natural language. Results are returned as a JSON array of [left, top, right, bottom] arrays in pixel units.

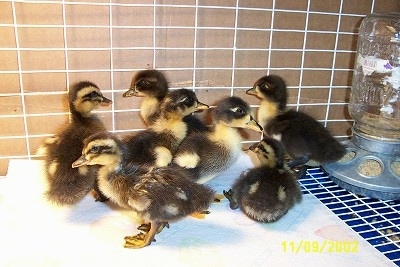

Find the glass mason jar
[[349, 12, 400, 141]]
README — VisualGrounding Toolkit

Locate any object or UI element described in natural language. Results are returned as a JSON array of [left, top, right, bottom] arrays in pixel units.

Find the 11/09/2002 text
[[281, 240, 359, 253]]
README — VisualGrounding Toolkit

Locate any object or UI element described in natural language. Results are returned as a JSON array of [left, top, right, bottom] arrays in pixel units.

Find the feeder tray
[[323, 130, 400, 200]]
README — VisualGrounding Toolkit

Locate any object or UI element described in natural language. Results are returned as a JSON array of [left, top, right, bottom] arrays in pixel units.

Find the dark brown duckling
[[43, 81, 112, 205], [123, 69, 208, 134], [173, 96, 263, 184], [223, 138, 302, 222], [124, 88, 208, 167], [72, 131, 215, 248], [247, 74, 346, 167]]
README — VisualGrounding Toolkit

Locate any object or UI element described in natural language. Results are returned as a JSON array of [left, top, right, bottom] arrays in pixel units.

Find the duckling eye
[[137, 79, 150, 86], [179, 96, 192, 104], [85, 91, 100, 99], [231, 107, 245, 114], [89, 146, 100, 154], [180, 96, 188, 103], [258, 144, 270, 154]]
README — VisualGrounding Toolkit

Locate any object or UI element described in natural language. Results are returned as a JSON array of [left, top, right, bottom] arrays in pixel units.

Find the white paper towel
[[0, 154, 394, 267]]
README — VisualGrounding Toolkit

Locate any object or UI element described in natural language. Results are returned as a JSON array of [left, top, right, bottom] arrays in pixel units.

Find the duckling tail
[[45, 187, 90, 206], [322, 140, 346, 163]]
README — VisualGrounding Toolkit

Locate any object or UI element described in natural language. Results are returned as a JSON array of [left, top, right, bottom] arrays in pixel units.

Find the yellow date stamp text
[[281, 240, 359, 253]]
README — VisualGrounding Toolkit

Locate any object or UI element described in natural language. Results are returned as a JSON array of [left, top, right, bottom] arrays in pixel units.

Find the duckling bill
[[72, 132, 215, 248]]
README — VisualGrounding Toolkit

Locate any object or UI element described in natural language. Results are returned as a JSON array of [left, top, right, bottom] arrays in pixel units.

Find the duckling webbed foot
[[190, 210, 210, 219], [125, 221, 167, 249], [213, 193, 225, 203], [137, 222, 169, 234], [124, 232, 155, 248], [292, 165, 307, 179], [286, 156, 309, 179], [223, 189, 239, 210]]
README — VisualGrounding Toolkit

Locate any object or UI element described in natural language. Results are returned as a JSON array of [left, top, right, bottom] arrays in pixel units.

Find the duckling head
[[72, 132, 123, 171], [246, 75, 287, 111], [69, 81, 112, 117], [161, 88, 209, 118], [212, 97, 263, 132], [123, 69, 169, 100], [249, 138, 285, 169]]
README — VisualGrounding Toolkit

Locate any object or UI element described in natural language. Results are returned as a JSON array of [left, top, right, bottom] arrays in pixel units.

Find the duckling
[[123, 69, 208, 134], [246, 75, 287, 127], [43, 81, 112, 205], [247, 75, 346, 167], [173, 96, 263, 184], [72, 131, 215, 248], [223, 138, 302, 222], [123, 69, 169, 125], [124, 88, 208, 167]]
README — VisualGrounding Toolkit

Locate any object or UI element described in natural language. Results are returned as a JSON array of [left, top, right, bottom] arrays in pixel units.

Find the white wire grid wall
[[1, 0, 399, 175]]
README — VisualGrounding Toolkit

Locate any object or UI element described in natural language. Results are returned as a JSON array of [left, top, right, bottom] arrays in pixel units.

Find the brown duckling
[[124, 88, 208, 167], [173, 96, 263, 184], [223, 138, 302, 222], [43, 81, 112, 205], [72, 131, 215, 248], [123, 69, 208, 134], [247, 74, 346, 167]]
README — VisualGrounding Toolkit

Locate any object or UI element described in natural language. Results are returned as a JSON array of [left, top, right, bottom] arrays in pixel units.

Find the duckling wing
[[44, 122, 103, 205], [124, 130, 178, 167], [174, 131, 237, 183], [132, 167, 215, 222], [173, 133, 205, 169], [283, 111, 345, 162], [266, 110, 345, 163]]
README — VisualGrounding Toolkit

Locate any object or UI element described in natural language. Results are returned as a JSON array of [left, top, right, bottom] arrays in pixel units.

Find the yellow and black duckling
[[173, 96, 263, 184], [123, 69, 208, 134], [124, 88, 208, 167], [72, 131, 215, 248], [43, 81, 112, 205], [247, 75, 346, 168], [223, 138, 302, 222], [123, 69, 169, 125], [246, 75, 287, 127]]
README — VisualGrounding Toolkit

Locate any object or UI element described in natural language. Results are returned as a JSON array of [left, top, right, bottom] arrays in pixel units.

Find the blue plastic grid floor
[[299, 167, 400, 266]]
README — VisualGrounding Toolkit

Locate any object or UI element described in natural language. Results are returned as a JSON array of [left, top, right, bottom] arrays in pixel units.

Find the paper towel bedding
[[0, 154, 394, 267]]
